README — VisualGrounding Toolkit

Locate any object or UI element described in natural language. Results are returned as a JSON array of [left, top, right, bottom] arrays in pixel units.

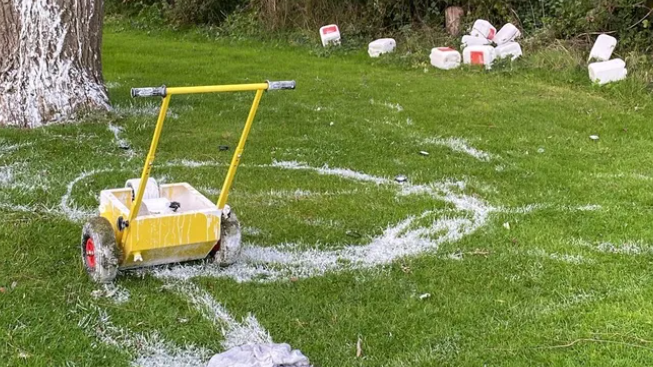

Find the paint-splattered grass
[[2, 23, 653, 367]]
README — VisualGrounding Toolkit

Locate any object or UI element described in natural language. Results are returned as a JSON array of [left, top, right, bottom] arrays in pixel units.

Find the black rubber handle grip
[[131, 85, 167, 98], [267, 80, 296, 91]]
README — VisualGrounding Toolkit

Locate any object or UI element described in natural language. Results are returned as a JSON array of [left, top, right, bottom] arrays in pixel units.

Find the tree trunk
[[445, 6, 465, 36], [0, 0, 109, 128]]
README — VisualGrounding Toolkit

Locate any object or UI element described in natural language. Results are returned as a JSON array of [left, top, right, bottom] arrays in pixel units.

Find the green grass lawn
[[2, 23, 653, 366]]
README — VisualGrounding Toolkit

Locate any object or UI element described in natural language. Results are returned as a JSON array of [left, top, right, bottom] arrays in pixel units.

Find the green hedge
[[106, 0, 653, 51]]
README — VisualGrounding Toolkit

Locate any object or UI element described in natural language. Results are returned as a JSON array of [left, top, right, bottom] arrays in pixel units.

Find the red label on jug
[[322, 26, 338, 35], [471, 51, 485, 65]]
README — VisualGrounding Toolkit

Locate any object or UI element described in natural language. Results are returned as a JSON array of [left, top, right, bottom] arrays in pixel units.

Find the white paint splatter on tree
[[0, 0, 109, 128]]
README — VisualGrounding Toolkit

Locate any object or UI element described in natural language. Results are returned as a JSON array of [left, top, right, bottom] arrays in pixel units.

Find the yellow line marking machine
[[81, 81, 296, 283]]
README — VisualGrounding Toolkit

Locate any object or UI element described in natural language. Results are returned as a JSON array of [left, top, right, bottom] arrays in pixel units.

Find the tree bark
[[445, 6, 465, 36], [0, 0, 109, 128]]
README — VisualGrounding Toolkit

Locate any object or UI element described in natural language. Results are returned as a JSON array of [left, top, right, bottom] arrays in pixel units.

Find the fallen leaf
[[468, 249, 490, 256], [356, 337, 363, 358], [290, 277, 299, 282]]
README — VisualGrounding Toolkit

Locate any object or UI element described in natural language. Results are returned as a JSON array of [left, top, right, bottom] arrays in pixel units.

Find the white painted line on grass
[[423, 137, 493, 162], [80, 306, 211, 367], [370, 99, 404, 112], [270, 160, 391, 185], [573, 238, 653, 255], [152, 163, 494, 283], [60, 169, 109, 222], [0, 141, 33, 157], [170, 281, 272, 350]]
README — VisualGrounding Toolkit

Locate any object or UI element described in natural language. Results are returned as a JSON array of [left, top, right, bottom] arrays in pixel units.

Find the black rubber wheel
[[212, 210, 242, 266], [81, 217, 121, 284]]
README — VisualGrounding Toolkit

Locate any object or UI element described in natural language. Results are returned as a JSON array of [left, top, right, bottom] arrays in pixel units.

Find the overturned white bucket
[[494, 23, 521, 45], [368, 38, 396, 58], [463, 45, 495, 69], [430, 47, 462, 70], [495, 42, 522, 61], [589, 34, 617, 61], [470, 19, 496, 41], [461, 35, 490, 48], [588, 58, 627, 85], [319, 24, 341, 47]]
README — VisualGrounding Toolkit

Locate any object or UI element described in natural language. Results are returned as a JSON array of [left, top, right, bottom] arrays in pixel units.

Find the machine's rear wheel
[[212, 208, 242, 266], [81, 217, 121, 284]]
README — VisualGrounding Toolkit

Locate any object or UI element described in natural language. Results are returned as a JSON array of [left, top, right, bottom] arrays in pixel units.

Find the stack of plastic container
[[493, 23, 522, 60], [458, 20, 522, 69], [587, 34, 627, 85]]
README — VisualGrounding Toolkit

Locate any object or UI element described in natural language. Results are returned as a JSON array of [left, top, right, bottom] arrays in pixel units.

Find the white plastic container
[[430, 47, 462, 70], [494, 23, 521, 45], [368, 38, 396, 57], [463, 45, 495, 69], [588, 58, 627, 85], [461, 35, 490, 48], [319, 24, 341, 47], [470, 19, 496, 40], [495, 42, 522, 60], [589, 34, 617, 61]]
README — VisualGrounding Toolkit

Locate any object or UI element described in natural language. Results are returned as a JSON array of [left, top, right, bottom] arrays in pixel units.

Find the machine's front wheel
[[81, 217, 121, 284], [213, 208, 242, 266]]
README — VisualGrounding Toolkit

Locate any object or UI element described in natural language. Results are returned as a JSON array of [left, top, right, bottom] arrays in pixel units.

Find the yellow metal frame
[[122, 83, 270, 248]]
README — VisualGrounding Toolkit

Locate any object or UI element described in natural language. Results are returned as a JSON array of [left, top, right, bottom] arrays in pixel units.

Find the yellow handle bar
[[131, 80, 296, 98]]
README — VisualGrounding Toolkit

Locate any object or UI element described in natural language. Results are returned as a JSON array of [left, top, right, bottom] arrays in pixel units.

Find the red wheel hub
[[211, 241, 221, 253], [85, 238, 96, 269]]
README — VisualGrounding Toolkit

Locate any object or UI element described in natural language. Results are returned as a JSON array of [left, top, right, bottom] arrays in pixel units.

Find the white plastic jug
[[461, 35, 490, 48], [470, 19, 496, 40], [494, 23, 521, 45], [319, 24, 341, 47], [463, 45, 495, 69], [589, 34, 617, 61], [588, 58, 627, 85], [430, 47, 462, 70], [368, 38, 396, 57], [495, 42, 522, 60]]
